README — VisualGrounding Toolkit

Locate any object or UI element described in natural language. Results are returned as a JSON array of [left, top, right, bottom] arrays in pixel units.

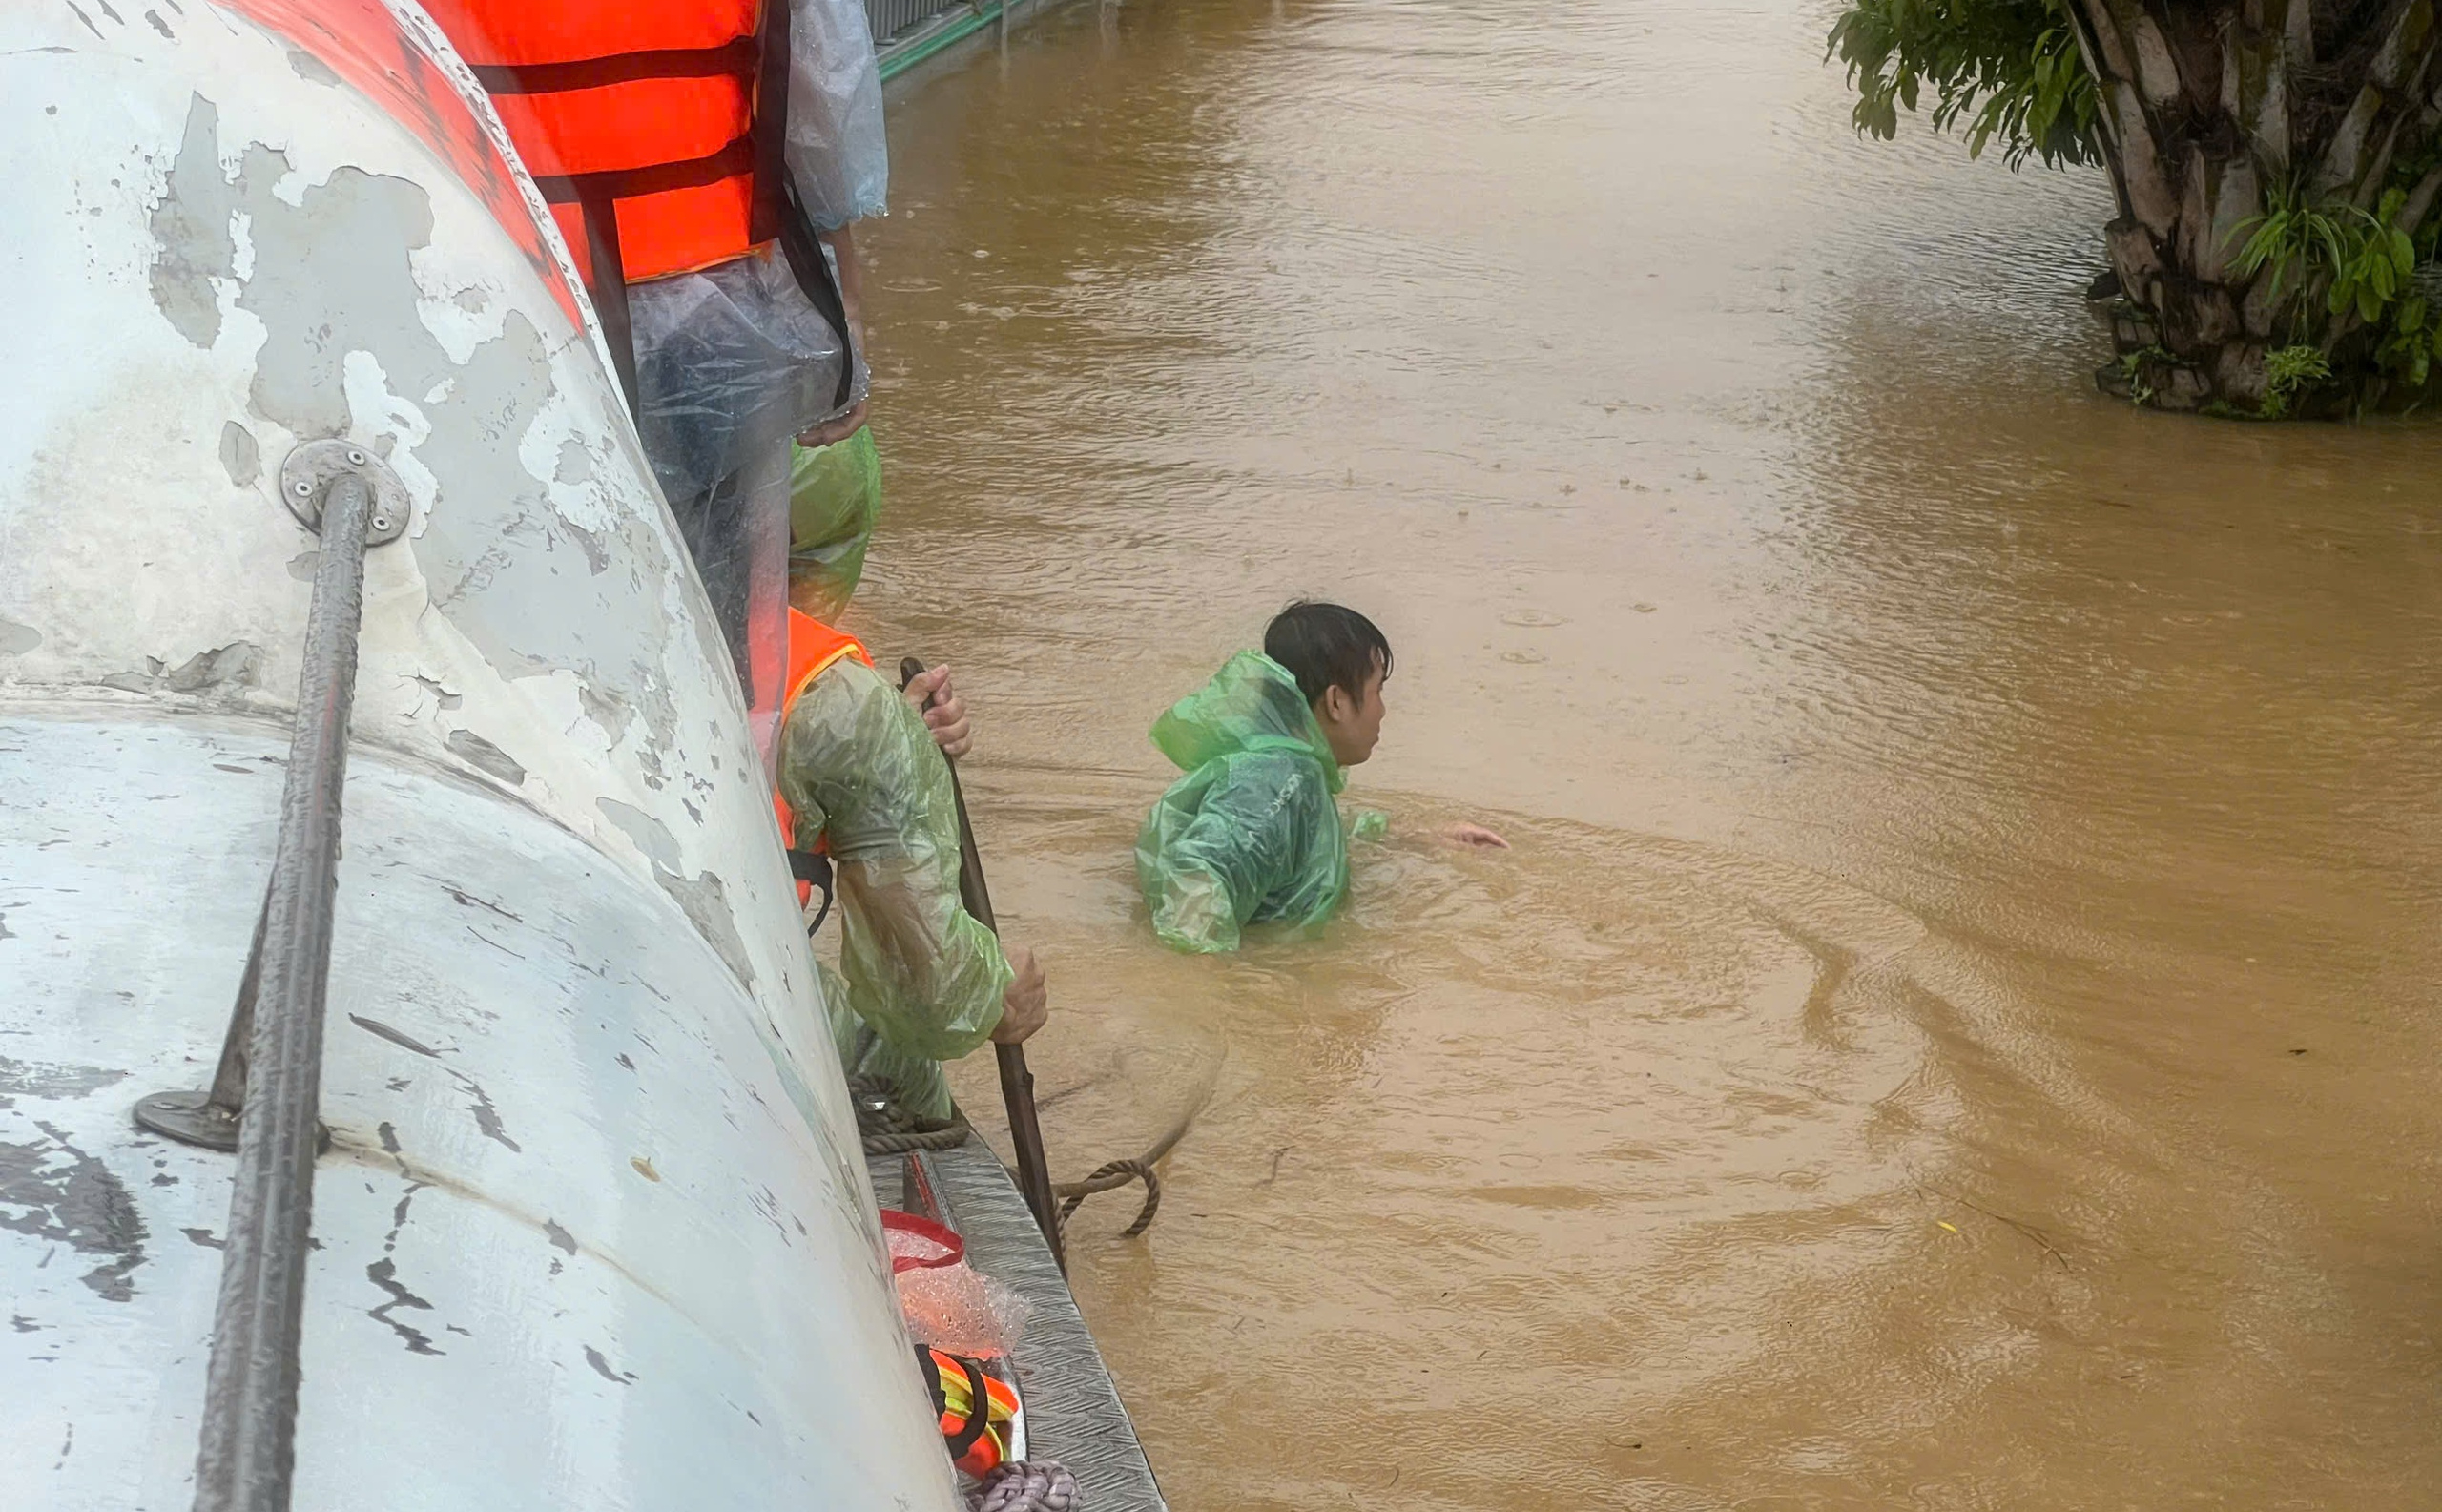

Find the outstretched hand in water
[[1441, 821, 1510, 850]]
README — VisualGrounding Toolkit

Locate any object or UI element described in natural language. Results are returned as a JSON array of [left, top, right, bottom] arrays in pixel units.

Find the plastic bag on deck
[[897, 1260, 1033, 1358], [1134, 652, 1350, 954], [788, 428, 883, 622]]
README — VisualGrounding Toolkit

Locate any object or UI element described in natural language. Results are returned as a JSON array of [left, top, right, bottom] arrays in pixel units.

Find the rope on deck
[[855, 1080, 975, 1154], [968, 1460, 1079, 1511]]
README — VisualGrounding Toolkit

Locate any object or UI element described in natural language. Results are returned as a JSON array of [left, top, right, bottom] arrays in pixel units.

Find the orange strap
[[782, 607, 874, 715], [772, 610, 874, 903]]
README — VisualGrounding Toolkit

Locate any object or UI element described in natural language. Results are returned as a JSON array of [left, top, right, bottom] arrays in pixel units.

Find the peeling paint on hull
[[0, 2, 957, 1505]]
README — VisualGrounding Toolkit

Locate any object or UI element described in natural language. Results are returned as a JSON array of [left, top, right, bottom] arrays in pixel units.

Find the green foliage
[[2234, 182, 2414, 321], [2232, 181, 2360, 311], [1828, 0, 2098, 171], [2373, 289, 2442, 388], [2234, 182, 2442, 392], [2118, 343, 2170, 408], [2330, 191, 2420, 326], [2257, 345, 2331, 419]]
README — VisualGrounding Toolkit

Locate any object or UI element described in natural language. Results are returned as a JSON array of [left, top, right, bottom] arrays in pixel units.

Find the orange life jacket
[[774, 608, 871, 908], [422, 0, 776, 289], [424, 0, 859, 419]]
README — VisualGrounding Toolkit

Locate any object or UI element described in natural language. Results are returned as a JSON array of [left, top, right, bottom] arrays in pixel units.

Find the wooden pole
[[901, 658, 1066, 1271]]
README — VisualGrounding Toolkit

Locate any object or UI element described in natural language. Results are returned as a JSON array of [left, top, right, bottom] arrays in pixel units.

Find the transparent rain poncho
[[631, 247, 852, 511], [777, 656, 1012, 1122], [628, 0, 889, 498], [620, 0, 888, 735], [1135, 652, 1352, 953], [786, 0, 889, 232]]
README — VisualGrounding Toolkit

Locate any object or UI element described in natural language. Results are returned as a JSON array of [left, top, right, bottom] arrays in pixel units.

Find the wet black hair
[[1264, 601, 1392, 707]]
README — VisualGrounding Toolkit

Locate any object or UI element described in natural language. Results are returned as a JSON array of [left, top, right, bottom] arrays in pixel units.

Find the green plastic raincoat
[[787, 429, 883, 624], [1135, 651, 1351, 953], [777, 654, 1011, 1122]]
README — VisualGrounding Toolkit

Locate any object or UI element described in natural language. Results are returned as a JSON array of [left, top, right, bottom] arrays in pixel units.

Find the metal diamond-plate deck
[[868, 1144, 1168, 1511]]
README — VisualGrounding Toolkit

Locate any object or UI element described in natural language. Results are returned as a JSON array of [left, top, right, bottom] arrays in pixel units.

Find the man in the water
[[1137, 601, 1508, 953]]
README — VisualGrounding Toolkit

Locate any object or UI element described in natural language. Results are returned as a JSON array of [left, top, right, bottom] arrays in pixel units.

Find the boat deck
[[867, 1142, 1168, 1511]]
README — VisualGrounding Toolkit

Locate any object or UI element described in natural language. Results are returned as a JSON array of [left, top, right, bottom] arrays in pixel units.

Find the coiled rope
[[855, 1083, 975, 1155], [859, 1054, 1217, 1237], [966, 1460, 1078, 1512], [1048, 1058, 1213, 1237], [1055, 1158, 1160, 1237]]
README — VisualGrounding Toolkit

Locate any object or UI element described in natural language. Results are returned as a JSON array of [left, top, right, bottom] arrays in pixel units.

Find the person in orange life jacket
[[773, 580, 1047, 1127], [431, 1, 1036, 1116], [427, 0, 890, 722]]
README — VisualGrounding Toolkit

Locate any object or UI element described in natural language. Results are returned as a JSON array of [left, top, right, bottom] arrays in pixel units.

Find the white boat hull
[[0, 2, 959, 1505]]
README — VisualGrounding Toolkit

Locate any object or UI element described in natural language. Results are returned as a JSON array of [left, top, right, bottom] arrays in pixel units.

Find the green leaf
[[1827, 0, 2102, 173]]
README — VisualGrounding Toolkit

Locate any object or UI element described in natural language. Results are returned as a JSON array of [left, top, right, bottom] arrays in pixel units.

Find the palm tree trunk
[[2065, 0, 2442, 409]]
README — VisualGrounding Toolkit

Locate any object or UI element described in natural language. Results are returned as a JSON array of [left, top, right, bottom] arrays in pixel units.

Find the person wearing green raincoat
[[775, 575, 1046, 1128], [1137, 602, 1509, 953]]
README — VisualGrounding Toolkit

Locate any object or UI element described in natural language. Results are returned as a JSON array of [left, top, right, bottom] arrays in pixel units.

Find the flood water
[[848, 0, 2442, 1504]]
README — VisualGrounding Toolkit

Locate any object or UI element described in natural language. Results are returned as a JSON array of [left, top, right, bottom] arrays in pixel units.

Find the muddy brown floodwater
[[845, 0, 2442, 1505]]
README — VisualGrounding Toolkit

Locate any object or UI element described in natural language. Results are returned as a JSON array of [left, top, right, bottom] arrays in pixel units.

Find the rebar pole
[[191, 471, 375, 1512]]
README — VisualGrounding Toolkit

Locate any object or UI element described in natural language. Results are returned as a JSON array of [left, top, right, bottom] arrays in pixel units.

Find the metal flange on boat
[[131, 439, 407, 1158], [278, 440, 411, 544]]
